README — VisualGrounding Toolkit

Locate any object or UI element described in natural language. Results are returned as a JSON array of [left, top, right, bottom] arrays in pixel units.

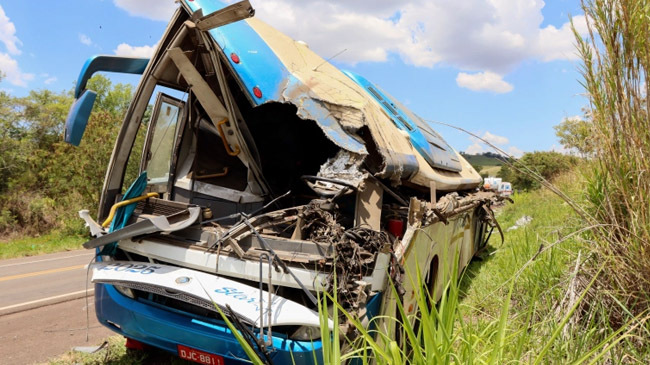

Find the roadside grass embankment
[[49, 335, 192, 365], [456, 168, 647, 363], [458, 171, 590, 362], [0, 232, 85, 260]]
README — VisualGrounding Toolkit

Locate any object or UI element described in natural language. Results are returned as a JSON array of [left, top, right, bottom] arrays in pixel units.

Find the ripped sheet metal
[[249, 18, 422, 182], [182, 0, 481, 189]]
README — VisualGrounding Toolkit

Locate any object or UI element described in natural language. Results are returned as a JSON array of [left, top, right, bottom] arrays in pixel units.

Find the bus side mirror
[[64, 89, 97, 146]]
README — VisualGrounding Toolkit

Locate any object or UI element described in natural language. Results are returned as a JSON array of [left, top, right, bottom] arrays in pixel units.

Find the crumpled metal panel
[[281, 75, 367, 154], [184, 0, 288, 104], [343, 71, 462, 173], [181, 0, 480, 189]]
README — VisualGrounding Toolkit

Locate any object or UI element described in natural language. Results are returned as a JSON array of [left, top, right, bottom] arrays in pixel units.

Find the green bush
[[0, 208, 16, 232], [499, 151, 579, 190], [27, 196, 57, 229]]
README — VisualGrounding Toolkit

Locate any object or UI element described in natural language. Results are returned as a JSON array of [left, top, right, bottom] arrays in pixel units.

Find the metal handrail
[[101, 192, 159, 228]]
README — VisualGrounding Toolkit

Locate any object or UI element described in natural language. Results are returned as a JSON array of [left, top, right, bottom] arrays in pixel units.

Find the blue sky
[[0, 0, 588, 156]]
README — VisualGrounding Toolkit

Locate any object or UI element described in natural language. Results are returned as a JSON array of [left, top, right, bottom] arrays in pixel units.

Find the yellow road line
[[0, 264, 86, 282]]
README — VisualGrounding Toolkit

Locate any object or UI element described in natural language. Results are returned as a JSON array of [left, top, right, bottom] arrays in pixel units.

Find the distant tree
[[0, 89, 25, 194], [471, 164, 483, 173], [497, 164, 513, 182], [553, 116, 594, 156], [502, 151, 578, 190]]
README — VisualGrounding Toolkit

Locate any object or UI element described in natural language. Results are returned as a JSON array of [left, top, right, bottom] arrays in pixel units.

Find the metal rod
[[260, 253, 274, 348], [258, 254, 266, 352], [368, 174, 408, 206], [247, 190, 292, 218], [240, 215, 318, 306]]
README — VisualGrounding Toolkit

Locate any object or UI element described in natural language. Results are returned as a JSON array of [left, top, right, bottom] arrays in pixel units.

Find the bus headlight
[[114, 285, 135, 299]]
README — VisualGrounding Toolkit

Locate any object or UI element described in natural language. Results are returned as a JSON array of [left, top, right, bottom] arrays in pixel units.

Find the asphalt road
[[0, 250, 114, 364]]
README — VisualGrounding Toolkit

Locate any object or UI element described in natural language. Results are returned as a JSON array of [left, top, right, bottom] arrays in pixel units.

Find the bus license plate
[[178, 344, 224, 365]]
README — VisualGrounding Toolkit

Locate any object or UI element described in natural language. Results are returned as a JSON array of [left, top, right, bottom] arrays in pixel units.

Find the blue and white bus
[[65, 1, 496, 363]]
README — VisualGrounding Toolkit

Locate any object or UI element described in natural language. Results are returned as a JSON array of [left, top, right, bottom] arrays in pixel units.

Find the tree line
[[0, 75, 140, 238]]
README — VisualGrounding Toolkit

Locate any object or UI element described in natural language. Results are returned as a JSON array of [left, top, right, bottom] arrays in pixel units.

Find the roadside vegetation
[[461, 152, 505, 177], [0, 75, 143, 257], [50, 336, 192, 365], [460, 152, 506, 168], [498, 151, 580, 191], [478, 164, 500, 177], [0, 233, 84, 259], [573, 0, 650, 341]]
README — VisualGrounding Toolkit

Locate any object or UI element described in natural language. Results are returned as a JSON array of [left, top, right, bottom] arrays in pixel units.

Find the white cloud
[[113, 0, 177, 21], [44, 76, 57, 85], [482, 131, 509, 145], [507, 146, 524, 158], [466, 143, 485, 155], [109, 0, 588, 93], [79, 33, 93, 46], [110, 0, 587, 74], [0, 6, 33, 88], [114, 43, 157, 58], [456, 71, 514, 93], [0, 6, 21, 55], [466, 130, 519, 156], [0, 52, 34, 87], [247, 0, 587, 74], [245, 0, 590, 93], [564, 115, 582, 122], [535, 15, 588, 62]]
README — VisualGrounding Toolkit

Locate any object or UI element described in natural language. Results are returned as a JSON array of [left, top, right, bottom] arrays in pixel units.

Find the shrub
[[553, 116, 595, 157], [0, 208, 16, 233], [499, 151, 579, 190]]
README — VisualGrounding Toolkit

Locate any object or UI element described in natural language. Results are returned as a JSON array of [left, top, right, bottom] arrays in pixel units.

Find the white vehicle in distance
[[498, 182, 513, 197]]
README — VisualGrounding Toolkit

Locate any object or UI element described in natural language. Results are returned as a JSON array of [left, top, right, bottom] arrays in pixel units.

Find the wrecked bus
[[65, 1, 502, 363]]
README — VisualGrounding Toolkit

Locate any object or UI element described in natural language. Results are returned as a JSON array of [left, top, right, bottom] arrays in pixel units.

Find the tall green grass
[[574, 0, 650, 327]]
